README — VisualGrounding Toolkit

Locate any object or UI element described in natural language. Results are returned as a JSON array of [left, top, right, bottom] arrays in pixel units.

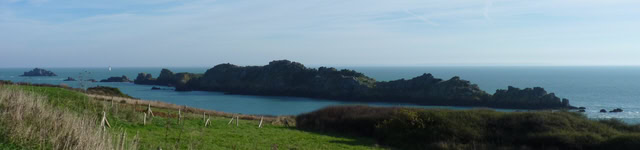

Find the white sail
[[109, 66, 112, 71]]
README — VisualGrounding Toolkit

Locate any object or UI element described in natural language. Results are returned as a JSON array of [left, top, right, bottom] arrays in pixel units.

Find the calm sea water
[[1, 67, 639, 124]]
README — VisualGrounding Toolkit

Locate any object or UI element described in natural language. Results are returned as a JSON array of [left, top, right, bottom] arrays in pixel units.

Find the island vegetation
[[100, 75, 133, 82], [134, 60, 574, 109], [20, 68, 57, 76], [296, 105, 640, 150]]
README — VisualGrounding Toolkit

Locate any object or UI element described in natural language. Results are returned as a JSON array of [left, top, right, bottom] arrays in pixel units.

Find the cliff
[[491, 86, 570, 108], [371, 74, 490, 106], [20, 68, 57, 76], [134, 60, 574, 109]]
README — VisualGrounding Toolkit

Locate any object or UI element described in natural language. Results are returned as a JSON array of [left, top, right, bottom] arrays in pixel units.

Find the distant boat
[[109, 66, 112, 72]]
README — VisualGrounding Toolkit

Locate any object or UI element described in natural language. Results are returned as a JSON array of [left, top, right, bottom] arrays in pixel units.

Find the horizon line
[[3, 64, 640, 68]]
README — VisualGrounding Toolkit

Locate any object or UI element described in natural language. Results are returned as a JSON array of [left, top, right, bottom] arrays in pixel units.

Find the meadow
[[3, 82, 640, 150], [0, 84, 383, 150]]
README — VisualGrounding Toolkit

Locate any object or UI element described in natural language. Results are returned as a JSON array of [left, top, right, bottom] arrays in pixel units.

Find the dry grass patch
[[0, 85, 137, 150]]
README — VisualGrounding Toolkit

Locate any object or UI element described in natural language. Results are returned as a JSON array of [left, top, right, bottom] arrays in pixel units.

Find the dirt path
[[86, 94, 280, 121]]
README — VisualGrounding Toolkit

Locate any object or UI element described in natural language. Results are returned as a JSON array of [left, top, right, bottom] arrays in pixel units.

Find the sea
[[1, 67, 639, 124]]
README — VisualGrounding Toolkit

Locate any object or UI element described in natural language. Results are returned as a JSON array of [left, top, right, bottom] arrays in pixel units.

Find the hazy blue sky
[[1, 0, 639, 67]]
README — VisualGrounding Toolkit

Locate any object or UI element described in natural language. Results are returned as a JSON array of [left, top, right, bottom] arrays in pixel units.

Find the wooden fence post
[[228, 116, 234, 125], [177, 109, 181, 124], [147, 104, 154, 117], [143, 112, 147, 125], [205, 117, 211, 127], [236, 116, 239, 126], [259, 116, 264, 128]]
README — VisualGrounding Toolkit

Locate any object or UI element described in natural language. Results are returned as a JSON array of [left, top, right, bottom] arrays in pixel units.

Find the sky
[[1, 0, 640, 67]]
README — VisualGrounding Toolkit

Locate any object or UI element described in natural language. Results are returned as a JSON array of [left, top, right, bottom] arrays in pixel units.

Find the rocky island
[[135, 69, 200, 87], [63, 77, 76, 81], [100, 75, 132, 82], [134, 60, 575, 109], [20, 68, 57, 76]]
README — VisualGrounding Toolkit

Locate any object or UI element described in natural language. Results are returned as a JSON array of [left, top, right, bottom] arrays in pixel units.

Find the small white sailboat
[[108, 66, 112, 72]]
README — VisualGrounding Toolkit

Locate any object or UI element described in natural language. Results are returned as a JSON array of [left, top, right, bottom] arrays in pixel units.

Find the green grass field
[[1, 85, 384, 150], [5, 84, 640, 150]]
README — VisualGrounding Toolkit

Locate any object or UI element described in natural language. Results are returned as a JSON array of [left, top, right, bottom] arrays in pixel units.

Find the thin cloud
[[3, 0, 640, 67], [484, 0, 493, 21], [404, 9, 439, 26], [4, 0, 48, 5]]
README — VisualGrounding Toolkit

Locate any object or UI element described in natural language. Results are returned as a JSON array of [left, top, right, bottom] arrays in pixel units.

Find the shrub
[[87, 86, 133, 98], [297, 106, 636, 150], [599, 119, 640, 132], [296, 105, 396, 136], [599, 134, 640, 149]]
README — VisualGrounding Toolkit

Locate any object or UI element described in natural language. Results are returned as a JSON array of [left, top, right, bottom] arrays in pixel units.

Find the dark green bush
[[599, 119, 640, 132], [86, 86, 133, 98], [599, 134, 640, 149], [296, 105, 396, 136], [297, 106, 639, 150]]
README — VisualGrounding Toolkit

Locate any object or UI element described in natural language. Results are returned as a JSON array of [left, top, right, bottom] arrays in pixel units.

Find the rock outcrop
[[134, 69, 200, 89], [134, 73, 156, 85], [100, 76, 132, 82], [21, 68, 57, 76], [134, 60, 575, 109], [63, 77, 76, 81], [610, 108, 623, 113], [492, 86, 571, 109], [372, 74, 489, 106]]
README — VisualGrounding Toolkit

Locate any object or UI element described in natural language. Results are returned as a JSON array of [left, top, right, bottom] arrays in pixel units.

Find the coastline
[[134, 60, 576, 110]]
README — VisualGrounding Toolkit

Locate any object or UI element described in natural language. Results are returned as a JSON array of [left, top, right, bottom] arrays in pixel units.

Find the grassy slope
[[6, 85, 383, 150]]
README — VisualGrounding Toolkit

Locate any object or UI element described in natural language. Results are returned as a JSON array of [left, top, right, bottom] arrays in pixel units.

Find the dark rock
[[100, 75, 132, 82], [578, 109, 586, 112], [151, 87, 161, 90], [134, 73, 156, 85], [492, 86, 568, 109], [578, 107, 586, 109], [133, 60, 574, 109], [610, 108, 623, 113], [21, 68, 57, 76], [156, 69, 175, 86], [600, 109, 607, 113], [134, 69, 200, 88], [63, 77, 76, 81]]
